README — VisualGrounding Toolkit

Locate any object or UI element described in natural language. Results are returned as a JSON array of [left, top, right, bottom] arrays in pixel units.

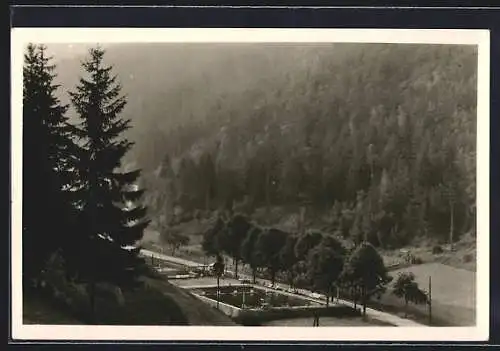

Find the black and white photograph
[[10, 28, 490, 341]]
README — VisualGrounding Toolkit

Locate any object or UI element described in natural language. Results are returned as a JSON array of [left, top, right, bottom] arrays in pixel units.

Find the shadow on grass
[[23, 275, 193, 326]]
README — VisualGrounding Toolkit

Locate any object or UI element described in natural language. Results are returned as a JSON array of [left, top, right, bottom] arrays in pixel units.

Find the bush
[[462, 253, 474, 263], [432, 245, 444, 254], [411, 256, 423, 265]]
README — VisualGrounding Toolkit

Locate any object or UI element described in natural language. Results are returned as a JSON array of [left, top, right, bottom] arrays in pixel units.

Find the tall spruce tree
[[22, 43, 76, 287], [68, 47, 150, 290]]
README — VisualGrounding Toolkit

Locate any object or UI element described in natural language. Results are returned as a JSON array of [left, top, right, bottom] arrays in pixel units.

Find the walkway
[[141, 249, 205, 268]]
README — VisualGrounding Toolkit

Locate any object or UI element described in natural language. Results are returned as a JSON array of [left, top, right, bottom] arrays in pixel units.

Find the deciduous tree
[[341, 242, 392, 316], [392, 272, 429, 318]]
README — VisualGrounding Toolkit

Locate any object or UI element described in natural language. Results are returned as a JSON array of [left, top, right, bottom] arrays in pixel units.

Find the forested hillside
[[52, 43, 477, 249]]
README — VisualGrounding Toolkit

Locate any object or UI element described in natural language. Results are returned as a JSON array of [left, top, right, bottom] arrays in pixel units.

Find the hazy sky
[[45, 43, 112, 61]]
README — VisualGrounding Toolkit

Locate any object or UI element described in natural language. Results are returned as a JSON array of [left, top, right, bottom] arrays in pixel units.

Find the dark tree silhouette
[[223, 214, 253, 278], [240, 225, 262, 283], [202, 216, 226, 257], [294, 231, 324, 262], [198, 152, 217, 211], [22, 43, 77, 286], [254, 228, 288, 285], [306, 236, 347, 306], [68, 47, 150, 317]]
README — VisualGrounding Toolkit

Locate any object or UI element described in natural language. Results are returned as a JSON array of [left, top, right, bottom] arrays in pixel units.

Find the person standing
[[313, 311, 320, 326]]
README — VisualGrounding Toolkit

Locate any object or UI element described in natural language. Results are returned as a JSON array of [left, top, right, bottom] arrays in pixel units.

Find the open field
[[365, 262, 476, 326], [391, 263, 475, 310]]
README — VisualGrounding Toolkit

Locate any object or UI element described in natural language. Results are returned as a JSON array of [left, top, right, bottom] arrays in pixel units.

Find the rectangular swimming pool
[[192, 285, 319, 309]]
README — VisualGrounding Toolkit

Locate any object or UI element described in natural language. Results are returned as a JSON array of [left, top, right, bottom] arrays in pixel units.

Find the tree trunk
[[216, 276, 220, 309], [235, 260, 239, 279], [271, 269, 276, 286], [405, 297, 408, 318], [353, 286, 357, 310], [326, 286, 330, 308], [362, 284, 367, 317], [252, 267, 256, 284]]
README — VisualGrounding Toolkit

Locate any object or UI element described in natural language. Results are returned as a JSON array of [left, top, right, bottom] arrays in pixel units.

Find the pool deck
[[186, 283, 326, 306]]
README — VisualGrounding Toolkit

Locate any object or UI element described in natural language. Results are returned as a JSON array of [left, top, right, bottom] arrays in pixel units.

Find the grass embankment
[[141, 277, 236, 325], [23, 274, 236, 326], [23, 290, 83, 325]]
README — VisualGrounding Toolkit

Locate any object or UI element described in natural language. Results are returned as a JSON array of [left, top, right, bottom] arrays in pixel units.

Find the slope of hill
[[24, 292, 84, 325], [50, 43, 477, 250], [23, 276, 236, 325]]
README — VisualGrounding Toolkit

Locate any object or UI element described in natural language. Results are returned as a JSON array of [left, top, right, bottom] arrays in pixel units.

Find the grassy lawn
[[361, 262, 476, 326], [391, 263, 475, 310]]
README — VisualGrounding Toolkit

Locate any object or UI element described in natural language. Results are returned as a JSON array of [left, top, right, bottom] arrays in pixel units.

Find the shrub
[[411, 256, 423, 265], [462, 253, 474, 263], [432, 245, 444, 254]]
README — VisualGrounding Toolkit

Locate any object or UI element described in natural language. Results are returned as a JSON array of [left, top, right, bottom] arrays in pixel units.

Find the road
[[140, 249, 423, 327], [142, 249, 205, 268]]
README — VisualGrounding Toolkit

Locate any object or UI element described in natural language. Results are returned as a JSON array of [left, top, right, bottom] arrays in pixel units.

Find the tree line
[[22, 44, 150, 320], [202, 214, 394, 314], [203, 214, 431, 317], [147, 44, 476, 250]]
